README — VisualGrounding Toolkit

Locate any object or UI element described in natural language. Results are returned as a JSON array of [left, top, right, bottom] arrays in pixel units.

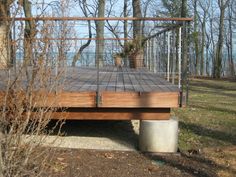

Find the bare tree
[[95, 0, 105, 67], [20, 0, 36, 66], [105, 0, 124, 48], [205, 25, 211, 76], [198, 0, 210, 76], [209, 2, 217, 77], [192, 0, 200, 75], [214, 0, 230, 78], [181, 0, 188, 79], [131, 0, 143, 68], [132, 0, 142, 38], [123, 0, 129, 66], [225, 0, 235, 77], [0, 0, 13, 69], [72, 0, 92, 67], [0, 2, 68, 176]]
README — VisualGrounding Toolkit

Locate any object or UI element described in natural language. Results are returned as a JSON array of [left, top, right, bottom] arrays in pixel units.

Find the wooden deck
[[44, 67, 180, 108], [63, 67, 178, 93], [0, 66, 180, 120]]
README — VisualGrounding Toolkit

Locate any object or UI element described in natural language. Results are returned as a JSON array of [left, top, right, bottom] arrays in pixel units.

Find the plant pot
[[114, 56, 122, 67], [129, 50, 144, 69]]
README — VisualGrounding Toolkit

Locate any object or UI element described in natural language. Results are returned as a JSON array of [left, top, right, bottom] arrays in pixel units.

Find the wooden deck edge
[[100, 91, 179, 108], [0, 91, 97, 107], [1, 91, 180, 108], [50, 108, 171, 120]]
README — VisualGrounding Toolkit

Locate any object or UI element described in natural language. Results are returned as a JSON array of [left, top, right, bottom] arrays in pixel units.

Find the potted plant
[[124, 38, 144, 69], [113, 52, 124, 67]]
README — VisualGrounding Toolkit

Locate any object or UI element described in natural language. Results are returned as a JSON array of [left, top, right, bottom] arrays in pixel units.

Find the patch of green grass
[[172, 79, 236, 151]]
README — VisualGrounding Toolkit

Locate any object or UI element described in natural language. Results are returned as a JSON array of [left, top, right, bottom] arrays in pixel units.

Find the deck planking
[[0, 66, 180, 119], [64, 66, 179, 93], [0, 66, 179, 93]]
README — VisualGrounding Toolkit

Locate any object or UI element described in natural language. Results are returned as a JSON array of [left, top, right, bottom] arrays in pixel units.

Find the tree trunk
[[228, 3, 235, 77], [181, 0, 188, 80], [72, 0, 92, 67], [23, 0, 35, 66], [214, 0, 229, 78], [193, 0, 199, 75], [123, 0, 128, 66], [131, 0, 143, 68], [205, 23, 211, 76], [0, 25, 8, 69], [95, 0, 105, 67], [132, 0, 142, 38], [206, 44, 209, 76], [0, 1, 11, 69], [214, 11, 224, 78], [210, 11, 216, 77], [200, 14, 206, 76]]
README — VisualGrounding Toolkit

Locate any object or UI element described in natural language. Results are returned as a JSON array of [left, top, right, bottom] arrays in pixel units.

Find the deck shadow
[[47, 120, 139, 150]]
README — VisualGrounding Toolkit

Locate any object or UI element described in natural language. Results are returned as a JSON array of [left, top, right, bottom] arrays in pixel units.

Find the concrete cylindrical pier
[[139, 118, 178, 153]]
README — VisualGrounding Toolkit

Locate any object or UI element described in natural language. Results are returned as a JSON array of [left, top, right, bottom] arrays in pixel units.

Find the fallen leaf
[[104, 153, 114, 159], [57, 157, 64, 161]]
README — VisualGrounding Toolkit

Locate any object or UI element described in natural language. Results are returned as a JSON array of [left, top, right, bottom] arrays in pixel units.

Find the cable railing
[[0, 17, 191, 106]]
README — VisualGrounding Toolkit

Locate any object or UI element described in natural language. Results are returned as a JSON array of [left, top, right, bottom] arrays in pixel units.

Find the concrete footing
[[139, 118, 178, 153]]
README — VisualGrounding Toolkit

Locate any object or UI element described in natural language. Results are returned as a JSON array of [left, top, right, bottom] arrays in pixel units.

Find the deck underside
[[0, 67, 180, 120]]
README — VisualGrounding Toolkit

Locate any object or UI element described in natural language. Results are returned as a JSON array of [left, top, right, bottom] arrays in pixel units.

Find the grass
[[173, 78, 236, 150], [172, 78, 236, 176]]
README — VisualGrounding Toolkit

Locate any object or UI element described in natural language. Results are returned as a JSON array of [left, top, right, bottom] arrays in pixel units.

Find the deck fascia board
[[0, 90, 179, 108], [50, 108, 171, 120]]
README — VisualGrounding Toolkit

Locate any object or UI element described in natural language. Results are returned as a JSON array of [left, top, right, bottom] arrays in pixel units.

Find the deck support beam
[[50, 108, 171, 120]]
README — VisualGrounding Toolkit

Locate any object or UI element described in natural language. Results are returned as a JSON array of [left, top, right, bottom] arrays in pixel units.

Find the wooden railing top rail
[[0, 17, 193, 22]]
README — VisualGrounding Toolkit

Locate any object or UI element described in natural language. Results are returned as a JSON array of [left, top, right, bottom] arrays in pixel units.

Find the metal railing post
[[96, 48, 100, 107], [178, 26, 184, 107], [178, 27, 182, 90], [167, 31, 170, 81], [153, 38, 157, 73]]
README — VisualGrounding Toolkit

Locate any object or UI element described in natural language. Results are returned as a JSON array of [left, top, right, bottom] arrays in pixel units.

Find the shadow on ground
[[190, 80, 236, 91], [146, 150, 236, 177], [179, 121, 236, 145], [193, 104, 236, 115], [47, 120, 139, 150]]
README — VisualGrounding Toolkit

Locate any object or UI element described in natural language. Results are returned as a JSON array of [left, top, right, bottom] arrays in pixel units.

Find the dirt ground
[[40, 119, 236, 177], [46, 146, 236, 177]]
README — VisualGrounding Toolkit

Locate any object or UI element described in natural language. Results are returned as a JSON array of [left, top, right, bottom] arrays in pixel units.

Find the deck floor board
[[106, 67, 117, 91], [0, 66, 179, 93]]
